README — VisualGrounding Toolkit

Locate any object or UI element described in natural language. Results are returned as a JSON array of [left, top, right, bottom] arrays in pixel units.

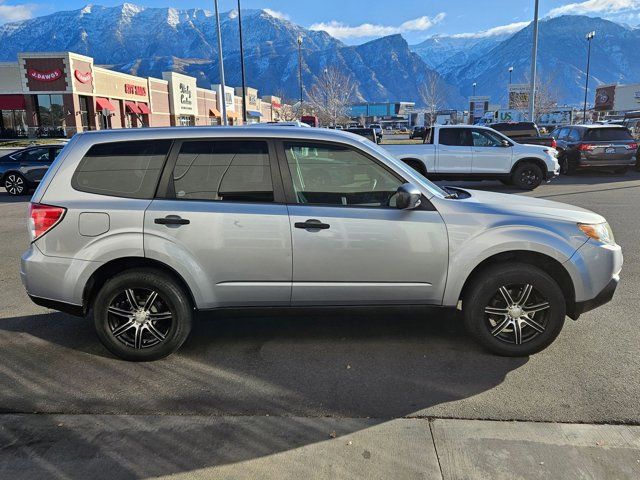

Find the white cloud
[[0, 1, 36, 23], [263, 8, 289, 21], [450, 21, 530, 38], [309, 13, 446, 40], [548, 0, 640, 17]]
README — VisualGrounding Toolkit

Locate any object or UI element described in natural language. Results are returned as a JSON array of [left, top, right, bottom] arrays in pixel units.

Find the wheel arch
[[458, 250, 577, 319], [83, 257, 197, 315], [511, 157, 548, 176], [399, 157, 428, 176]]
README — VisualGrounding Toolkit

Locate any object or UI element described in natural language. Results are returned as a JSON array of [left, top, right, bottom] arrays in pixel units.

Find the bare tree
[[273, 89, 298, 121], [418, 73, 444, 143], [510, 75, 559, 122], [306, 66, 355, 126]]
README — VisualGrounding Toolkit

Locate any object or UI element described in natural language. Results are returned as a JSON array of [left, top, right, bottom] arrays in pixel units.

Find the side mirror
[[501, 139, 511, 147], [395, 183, 422, 210]]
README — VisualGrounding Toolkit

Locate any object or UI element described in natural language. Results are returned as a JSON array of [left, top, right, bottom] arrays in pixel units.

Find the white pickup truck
[[384, 125, 559, 190]]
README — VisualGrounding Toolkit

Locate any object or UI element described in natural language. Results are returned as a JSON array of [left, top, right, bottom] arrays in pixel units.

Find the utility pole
[[237, 0, 248, 124], [297, 35, 304, 115], [583, 31, 596, 124], [508, 66, 514, 85], [472, 82, 477, 96], [213, 0, 227, 126], [528, 0, 540, 122]]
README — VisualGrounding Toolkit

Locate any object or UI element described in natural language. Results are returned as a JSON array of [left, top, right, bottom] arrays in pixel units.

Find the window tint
[[568, 129, 581, 142], [72, 140, 171, 199], [20, 148, 50, 162], [472, 129, 503, 147], [584, 128, 633, 142], [439, 128, 472, 146], [284, 143, 403, 207], [172, 141, 273, 202]]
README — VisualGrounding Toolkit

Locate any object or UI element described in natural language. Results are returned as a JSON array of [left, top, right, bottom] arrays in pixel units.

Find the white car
[[384, 125, 559, 190]]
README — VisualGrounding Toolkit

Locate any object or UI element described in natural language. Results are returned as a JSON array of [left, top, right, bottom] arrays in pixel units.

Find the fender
[[442, 224, 588, 307]]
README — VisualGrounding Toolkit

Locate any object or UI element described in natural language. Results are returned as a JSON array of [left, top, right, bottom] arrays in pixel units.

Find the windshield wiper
[[444, 187, 459, 199]]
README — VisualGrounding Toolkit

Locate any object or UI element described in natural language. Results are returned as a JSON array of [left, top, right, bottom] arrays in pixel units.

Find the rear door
[[144, 139, 292, 308], [18, 147, 51, 183], [436, 128, 473, 173], [470, 128, 513, 173]]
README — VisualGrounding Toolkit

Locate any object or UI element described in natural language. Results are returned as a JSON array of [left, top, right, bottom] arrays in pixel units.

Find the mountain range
[[0, 3, 639, 109]]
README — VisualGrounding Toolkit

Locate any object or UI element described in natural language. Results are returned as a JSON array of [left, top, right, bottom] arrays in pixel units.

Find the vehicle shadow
[[0, 189, 31, 204], [0, 307, 528, 478]]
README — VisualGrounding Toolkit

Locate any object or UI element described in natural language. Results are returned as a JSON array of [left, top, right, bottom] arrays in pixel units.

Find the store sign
[[125, 83, 147, 96], [74, 70, 92, 84], [594, 85, 615, 111], [180, 83, 192, 106], [27, 68, 62, 82]]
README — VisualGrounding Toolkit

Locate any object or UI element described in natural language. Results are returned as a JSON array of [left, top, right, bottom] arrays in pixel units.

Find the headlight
[[578, 222, 615, 245]]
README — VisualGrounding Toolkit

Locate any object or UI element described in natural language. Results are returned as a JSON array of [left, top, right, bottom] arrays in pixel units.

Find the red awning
[[96, 97, 116, 111], [125, 101, 141, 114], [137, 102, 150, 115], [0, 95, 26, 110]]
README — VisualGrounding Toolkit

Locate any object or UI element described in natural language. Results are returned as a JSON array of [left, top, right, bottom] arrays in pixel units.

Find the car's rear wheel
[[512, 162, 543, 190], [93, 269, 192, 361], [559, 153, 575, 175], [4, 173, 27, 196], [463, 263, 566, 356]]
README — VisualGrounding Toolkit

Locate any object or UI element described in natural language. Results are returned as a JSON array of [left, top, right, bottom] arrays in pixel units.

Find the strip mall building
[[0, 51, 285, 138]]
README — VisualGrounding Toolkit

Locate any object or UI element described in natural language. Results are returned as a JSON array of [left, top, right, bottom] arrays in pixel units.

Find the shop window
[[36, 94, 64, 127], [79, 96, 91, 130], [1, 109, 28, 138]]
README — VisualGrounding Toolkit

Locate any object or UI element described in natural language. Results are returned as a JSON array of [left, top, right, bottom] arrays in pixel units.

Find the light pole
[[213, 0, 227, 126], [508, 66, 514, 85], [528, 0, 540, 122], [583, 31, 596, 124], [237, 0, 248, 124], [472, 82, 477, 96], [297, 35, 304, 114]]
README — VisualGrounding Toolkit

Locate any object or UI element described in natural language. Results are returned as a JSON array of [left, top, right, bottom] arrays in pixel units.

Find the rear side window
[[584, 128, 633, 141], [568, 129, 581, 142], [439, 128, 472, 146], [172, 141, 273, 202], [72, 140, 171, 199]]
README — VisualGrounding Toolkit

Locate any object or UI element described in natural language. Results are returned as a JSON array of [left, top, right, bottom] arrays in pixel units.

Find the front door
[[19, 147, 51, 184], [144, 139, 292, 308], [278, 141, 449, 306], [436, 128, 473, 173], [470, 128, 513, 173]]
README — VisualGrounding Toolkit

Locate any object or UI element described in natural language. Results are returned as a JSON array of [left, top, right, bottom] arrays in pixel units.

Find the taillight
[[577, 143, 596, 151], [551, 138, 557, 148], [29, 203, 66, 241], [625, 142, 638, 150]]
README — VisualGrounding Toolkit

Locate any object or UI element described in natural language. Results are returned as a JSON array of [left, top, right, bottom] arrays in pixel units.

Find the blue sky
[[2, 0, 640, 43]]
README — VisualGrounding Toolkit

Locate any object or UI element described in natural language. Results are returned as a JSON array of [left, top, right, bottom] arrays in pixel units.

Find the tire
[[463, 263, 566, 357], [559, 153, 575, 175], [4, 173, 28, 196], [93, 269, 193, 361], [512, 162, 543, 190]]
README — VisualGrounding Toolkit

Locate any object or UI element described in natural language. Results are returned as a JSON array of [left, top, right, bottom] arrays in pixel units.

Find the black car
[[346, 128, 378, 144], [554, 125, 637, 174], [490, 122, 556, 148], [0, 144, 65, 195], [409, 126, 426, 139]]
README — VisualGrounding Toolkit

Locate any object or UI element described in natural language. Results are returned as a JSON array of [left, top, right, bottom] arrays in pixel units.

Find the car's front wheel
[[512, 162, 543, 190], [4, 173, 27, 196], [93, 269, 193, 361], [463, 263, 566, 356]]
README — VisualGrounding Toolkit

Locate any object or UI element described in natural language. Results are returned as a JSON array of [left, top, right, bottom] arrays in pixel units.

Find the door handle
[[295, 219, 330, 230], [155, 216, 190, 225]]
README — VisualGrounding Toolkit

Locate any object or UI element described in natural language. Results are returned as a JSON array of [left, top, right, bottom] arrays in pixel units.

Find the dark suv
[[0, 144, 65, 195], [554, 125, 637, 174]]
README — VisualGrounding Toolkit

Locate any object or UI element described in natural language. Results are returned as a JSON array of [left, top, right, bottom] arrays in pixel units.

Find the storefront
[[163, 72, 198, 127], [236, 86, 262, 124]]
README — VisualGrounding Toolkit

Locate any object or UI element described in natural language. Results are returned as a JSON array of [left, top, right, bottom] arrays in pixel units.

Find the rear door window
[[20, 148, 50, 163], [72, 140, 171, 199], [171, 141, 274, 202], [584, 128, 633, 141], [568, 129, 581, 142], [439, 128, 472, 146]]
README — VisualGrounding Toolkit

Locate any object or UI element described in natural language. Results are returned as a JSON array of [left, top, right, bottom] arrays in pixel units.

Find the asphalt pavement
[[1, 171, 639, 478]]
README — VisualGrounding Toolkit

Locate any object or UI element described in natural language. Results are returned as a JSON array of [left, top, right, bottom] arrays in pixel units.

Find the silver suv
[[21, 127, 622, 361]]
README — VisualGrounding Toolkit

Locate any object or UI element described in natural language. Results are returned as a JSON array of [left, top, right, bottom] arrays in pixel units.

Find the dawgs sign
[[74, 70, 92, 84], [27, 68, 63, 82]]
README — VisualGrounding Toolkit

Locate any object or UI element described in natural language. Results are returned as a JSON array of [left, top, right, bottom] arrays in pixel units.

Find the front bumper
[[572, 276, 619, 318]]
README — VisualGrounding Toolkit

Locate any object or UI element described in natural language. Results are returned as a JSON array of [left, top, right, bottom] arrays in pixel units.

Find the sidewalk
[[0, 414, 638, 479]]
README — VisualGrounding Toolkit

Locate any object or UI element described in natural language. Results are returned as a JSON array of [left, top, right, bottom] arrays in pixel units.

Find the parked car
[[250, 121, 310, 128], [21, 127, 621, 361], [490, 122, 556, 148], [384, 125, 559, 190], [554, 125, 638, 174], [0, 144, 65, 195], [410, 126, 426, 140], [622, 114, 640, 171], [346, 127, 378, 144], [369, 123, 383, 140]]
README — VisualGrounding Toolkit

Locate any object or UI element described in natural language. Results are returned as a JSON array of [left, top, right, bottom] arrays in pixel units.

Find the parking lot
[[1, 171, 639, 476]]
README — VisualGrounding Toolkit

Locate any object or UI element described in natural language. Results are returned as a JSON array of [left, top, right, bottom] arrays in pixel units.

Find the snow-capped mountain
[[0, 3, 462, 106]]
